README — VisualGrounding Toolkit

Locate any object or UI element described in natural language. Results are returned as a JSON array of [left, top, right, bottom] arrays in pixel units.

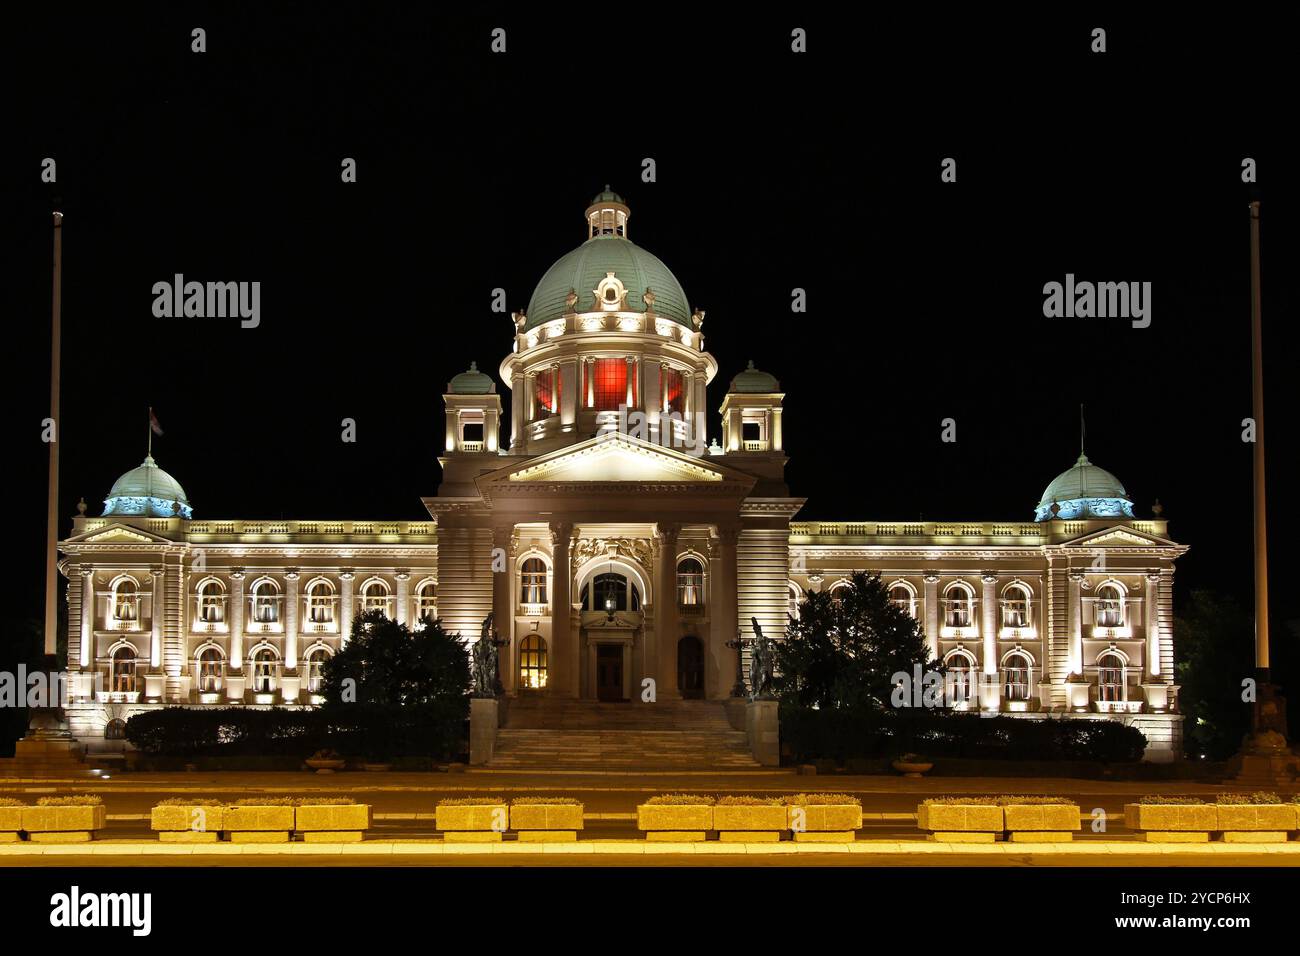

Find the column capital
[[395, 570, 411, 581], [80, 566, 95, 578], [230, 569, 245, 581], [1068, 569, 1086, 582], [284, 570, 300, 582], [339, 570, 354, 581], [1146, 570, 1163, 582], [150, 567, 166, 579], [923, 574, 940, 585], [549, 522, 573, 548], [658, 522, 681, 540], [981, 573, 998, 585]]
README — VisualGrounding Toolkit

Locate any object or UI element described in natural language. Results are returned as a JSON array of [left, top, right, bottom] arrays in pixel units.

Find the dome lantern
[[585, 185, 630, 240]]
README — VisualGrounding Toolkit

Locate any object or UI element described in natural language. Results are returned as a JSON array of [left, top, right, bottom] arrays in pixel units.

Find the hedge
[[125, 702, 466, 759], [781, 705, 1147, 763]]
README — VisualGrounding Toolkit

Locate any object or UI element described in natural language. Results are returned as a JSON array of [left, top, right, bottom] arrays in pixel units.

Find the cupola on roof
[[448, 361, 496, 394], [103, 455, 193, 518], [1034, 453, 1134, 521], [729, 360, 780, 393]]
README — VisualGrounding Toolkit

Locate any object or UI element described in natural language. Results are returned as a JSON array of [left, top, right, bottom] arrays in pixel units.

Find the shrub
[[36, 795, 103, 806], [0, 797, 23, 807], [715, 795, 783, 806], [1138, 795, 1207, 805], [298, 796, 355, 805], [922, 797, 1000, 806], [994, 795, 1078, 806], [156, 798, 224, 807], [782, 793, 860, 806], [1215, 791, 1282, 804], [509, 796, 581, 805], [644, 794, 716, 806], [437, 797, 507, 806], [233, 797, 300, 806]]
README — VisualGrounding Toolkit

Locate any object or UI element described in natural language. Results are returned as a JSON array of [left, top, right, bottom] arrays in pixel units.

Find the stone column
[[625, 356, 635, 409], [395, 570, 410, 627], [657, 522, 681, 699], [79, 567, 95, 670], [922, 574, 940, 660], [1068, 570, 1085, 675], [1145, 571, 1161, 678], [339, 571, 355, 645], [709, 527, 739, 700], [149, 568, 165, 670], [226, 570, 246, 701], [492, 525, 515, 695], [980, 574, 998, 675], [510, 372, 525, 449], [559, 360, 578, 426], [549, 523, 575, 697], [282, 571, 301, 702]]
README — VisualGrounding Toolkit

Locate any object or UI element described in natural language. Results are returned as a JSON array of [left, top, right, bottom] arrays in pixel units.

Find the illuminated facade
[[57, 189, 1187, 759]]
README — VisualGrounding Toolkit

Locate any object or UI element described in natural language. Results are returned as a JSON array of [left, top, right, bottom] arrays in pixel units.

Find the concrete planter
[[20, 805, 107, 843], [1215, 804, 1298, 843], [224, 805, 295, 843], [1002, 804, 1080, 842], [437, 803, 508, 842], [0, 807, 24, 842], [150, 805, 226, 843], [917, 803, 1003, 843], [788, 804, 863, 843], [714, 805, 788, 842], [637, 804, 713, 842], [1123, 803, 1217, 843], [295, 804, 372, 843], [510, 804, 584, 842]]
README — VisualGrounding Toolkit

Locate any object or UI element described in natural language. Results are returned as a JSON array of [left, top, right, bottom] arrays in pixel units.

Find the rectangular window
[[592, 358, 628, 411], [534, 370, 557, 417], [663, 367, 684, 414]]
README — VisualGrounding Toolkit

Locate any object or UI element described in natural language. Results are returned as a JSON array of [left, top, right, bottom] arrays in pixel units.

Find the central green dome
[[523, 191, 691, 333], [103, 455, 193, 518]]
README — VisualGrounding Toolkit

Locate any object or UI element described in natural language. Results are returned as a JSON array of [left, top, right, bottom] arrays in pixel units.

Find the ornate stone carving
[[571, 536, 651, 569]]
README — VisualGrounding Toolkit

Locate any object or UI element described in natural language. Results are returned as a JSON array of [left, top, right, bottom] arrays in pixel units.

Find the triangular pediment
[[63, 522, 174, 545], [477, 434, 755, 493], [1064, 525, 1179, 549]]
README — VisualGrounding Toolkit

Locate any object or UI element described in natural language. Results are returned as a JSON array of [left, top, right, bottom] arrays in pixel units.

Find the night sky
[[4, 9, 1295, 637]]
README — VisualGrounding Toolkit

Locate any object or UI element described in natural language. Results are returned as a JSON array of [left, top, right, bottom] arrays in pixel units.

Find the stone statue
[[471, 613, 497, 698], [748, 616, 773, 701]]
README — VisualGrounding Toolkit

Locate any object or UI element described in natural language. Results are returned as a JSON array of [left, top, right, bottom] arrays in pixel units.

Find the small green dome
[[448, 361, 495, 394], [591, 185, 625, 205], [1034, 453, 1134, 521], [729, 360, 780, 393], [103, 455, 192, 518]]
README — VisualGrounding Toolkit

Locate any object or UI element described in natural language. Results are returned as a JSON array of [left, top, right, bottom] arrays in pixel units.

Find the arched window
[[945, 652, 975, 706], [361, 580, 391, 616], [580, 572, 641, 612], [1096, 584, 1123, 627], [198, 647, 223, 692], [113, 578, 139, 621], [889, 584, 914, 617], [112, 646, 137, 693], [1004, 652, 1032, 701], [104, 718, 127, 740], [305, 648, 330, 693], [252, 580, 280, 623], [677, 558, 704, 607], [944, 583, 973, 627], [252, 648, 278, 693], [198, 580, 225, 623], [519, 635, 548, 690], [307, 581, 335, 624], [520, 558, 547, 605], [828, 581, 850, 603], [415, 581, 437, 622], [1002, 583, 1030, 628], [788, 583, 801, 621], [1098, 652, 1125, 701]]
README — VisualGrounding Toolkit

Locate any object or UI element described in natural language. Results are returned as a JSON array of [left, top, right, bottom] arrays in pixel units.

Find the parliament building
[[56, 189, 1189, 760]]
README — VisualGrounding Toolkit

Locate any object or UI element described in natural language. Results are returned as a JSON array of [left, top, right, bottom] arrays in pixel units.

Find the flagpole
[[43, 211, 63, 659]]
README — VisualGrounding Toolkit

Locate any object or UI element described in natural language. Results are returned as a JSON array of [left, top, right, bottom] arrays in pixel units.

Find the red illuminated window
[[663, 368, 685, 414], [591, 358, 629, 410], [534, 370, 557, 417]]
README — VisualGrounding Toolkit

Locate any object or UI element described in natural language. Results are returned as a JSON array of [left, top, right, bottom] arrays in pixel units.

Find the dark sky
[[3, 9, 1295, 630]]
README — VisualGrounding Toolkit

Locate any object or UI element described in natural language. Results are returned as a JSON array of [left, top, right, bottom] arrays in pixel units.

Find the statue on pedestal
[[748, 616, 773, 701]]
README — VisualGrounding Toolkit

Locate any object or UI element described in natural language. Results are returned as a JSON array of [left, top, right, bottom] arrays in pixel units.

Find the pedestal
[[225, 675, 246, 702], [144, 673, 165, 702], [978, 673, 1002, 713], [280, 675, 301, 704], [470, 697, 500, 766], [745, 699, 779, 767], [1066, 681, 1092, 712]]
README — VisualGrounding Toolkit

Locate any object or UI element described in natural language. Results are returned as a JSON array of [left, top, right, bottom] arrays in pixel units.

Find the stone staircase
[[488, 698, 760, 770]]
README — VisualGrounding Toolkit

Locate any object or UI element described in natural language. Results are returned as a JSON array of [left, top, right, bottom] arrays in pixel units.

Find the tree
[[1176, 590, 1255, 760], [319, 610, 470, 707], [774, 571, 934, 710]]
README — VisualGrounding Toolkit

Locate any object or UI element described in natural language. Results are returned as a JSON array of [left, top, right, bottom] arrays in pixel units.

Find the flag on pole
[[149, 407, 164, 436]]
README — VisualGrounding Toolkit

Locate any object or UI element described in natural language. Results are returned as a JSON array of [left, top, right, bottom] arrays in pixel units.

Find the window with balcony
[[252, 581, 280, 623], [112, 646, 137, 693], [520, 558, 548, 606], [677, 558, 704, 608], [580, 573, 641, 612], [307, 581, 335, 624], [944, 584, 973, 627], [416, 581, 438, 622], [198, 581, 225, 623], [112, 578, 139, 622], [198, 648, 223, 692], [1098, 652, 1125, 702], [1002, 584, 1030, 628], [1095, 585, 1123, 627], [1004, 653, 1032, 702]]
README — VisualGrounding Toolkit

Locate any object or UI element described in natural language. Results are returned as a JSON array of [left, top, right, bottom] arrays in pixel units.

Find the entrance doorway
[[596, 644, 624, 701], [677, 635, 704, 699]]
